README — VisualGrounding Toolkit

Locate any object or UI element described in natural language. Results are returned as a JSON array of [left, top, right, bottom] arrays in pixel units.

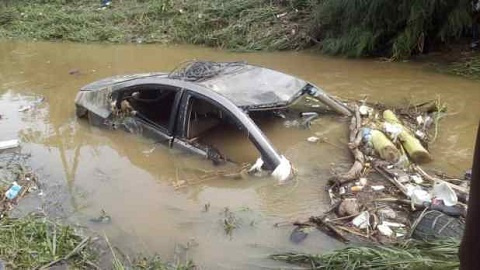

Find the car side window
[[181, 94, 257, 164], [118, 84, 180, 133]]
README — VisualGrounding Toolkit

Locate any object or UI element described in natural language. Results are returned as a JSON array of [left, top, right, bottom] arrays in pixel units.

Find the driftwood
[[292, 201, 349, 243], [383, 110, 432, 163], [309, 216, 350, 243], [374, 197, 412, 204], [370, 129, 400, 162], [332, 105, 365, 185], [335, 225, 370, 239], [293, 201, 341, 225], [373, 162, 410, 196]]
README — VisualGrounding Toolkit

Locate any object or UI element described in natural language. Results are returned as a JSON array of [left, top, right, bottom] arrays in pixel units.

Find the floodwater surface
[[0, 41, 479, 269]]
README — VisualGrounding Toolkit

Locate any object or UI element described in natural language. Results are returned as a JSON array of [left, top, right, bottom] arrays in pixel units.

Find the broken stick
[[373, 162, 409, 196], [413, 164, 468, 195], [334, 105, 365, 184]]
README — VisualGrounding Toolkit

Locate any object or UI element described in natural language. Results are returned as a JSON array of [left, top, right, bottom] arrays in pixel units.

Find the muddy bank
[[0, 41, 478, 269]]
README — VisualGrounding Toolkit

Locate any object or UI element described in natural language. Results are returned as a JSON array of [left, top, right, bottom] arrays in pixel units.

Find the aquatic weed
[[222, 207, 238, 237]]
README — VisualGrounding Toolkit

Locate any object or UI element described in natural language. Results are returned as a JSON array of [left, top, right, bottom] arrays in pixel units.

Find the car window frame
[[114, 83, 184, 137], [176, 90, 245, 139]]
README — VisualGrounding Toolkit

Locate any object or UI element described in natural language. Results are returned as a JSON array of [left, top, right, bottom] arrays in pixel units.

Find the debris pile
[[294, 100, 469, 243], [0, 150, 39, 218]]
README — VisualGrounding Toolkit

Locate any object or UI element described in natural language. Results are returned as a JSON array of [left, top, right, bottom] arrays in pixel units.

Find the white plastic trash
[[415, 130, 426, 140], [411, 188, 432, 205], [352, 211, 370, 229], [0, 139, 19, 150], [378, 207, 396, 219], [416, 115, 424, 125], [371, 185, 385, 191], [382, 221, 406, 228], [248, 157, 264, 173], [377, 224, 393, 237], [307, 136, 320, 143], [359, 105, 372, 116], [432, 181, 458, 206], [410, 174, 424, 184], [359, 178, 368, 186], [397, 174, 410, 183], [383, 122, 402, 142], [405, 184, 416, 196]]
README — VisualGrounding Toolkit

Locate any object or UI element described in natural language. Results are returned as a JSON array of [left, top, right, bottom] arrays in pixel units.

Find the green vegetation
[[0, 214, 96, 269], [446, 55, 480, 79], [312, 0, 472, 59], [0, 0, 311, 51], [0, 214, 195, 269], [0, 0, 474, 57], [271, 238, 460, 270], [105, 234, 195, 270], [0, 0, 478, 78]]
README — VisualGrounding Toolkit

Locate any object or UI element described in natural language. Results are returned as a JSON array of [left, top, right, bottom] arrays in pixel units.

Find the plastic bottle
[[5, 182, 22, 200]]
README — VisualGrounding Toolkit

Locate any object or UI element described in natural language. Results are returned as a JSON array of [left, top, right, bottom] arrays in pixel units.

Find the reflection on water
[[0, 41, 479, 269]]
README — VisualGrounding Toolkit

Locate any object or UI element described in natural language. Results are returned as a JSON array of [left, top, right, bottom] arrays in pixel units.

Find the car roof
[[82, 63, 309, 110], [193, 64, 308, 109]]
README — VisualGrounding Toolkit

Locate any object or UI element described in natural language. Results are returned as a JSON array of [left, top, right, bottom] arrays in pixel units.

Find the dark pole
[[460, 121, 480, 269]]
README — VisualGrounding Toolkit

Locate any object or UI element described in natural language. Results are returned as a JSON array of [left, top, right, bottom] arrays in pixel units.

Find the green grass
[[0, 0, 311, 51], [0, 214, 96, 269], [0, 214, 195, 269], [271, 238, 460, 270]]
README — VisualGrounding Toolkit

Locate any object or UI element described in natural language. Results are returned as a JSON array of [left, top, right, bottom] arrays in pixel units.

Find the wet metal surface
[[0, 41, 479, 269]]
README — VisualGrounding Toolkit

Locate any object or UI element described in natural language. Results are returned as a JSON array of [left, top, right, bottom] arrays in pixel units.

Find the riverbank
[[1, 0, 479, 79], [0, 151, 194, 269], [0, 0, 310, 51], [0, 214, 195, 269]]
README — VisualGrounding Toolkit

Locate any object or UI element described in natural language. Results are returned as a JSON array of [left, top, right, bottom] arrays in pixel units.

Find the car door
[[171, 90, 283, 170], [171, 91, 220, 159]]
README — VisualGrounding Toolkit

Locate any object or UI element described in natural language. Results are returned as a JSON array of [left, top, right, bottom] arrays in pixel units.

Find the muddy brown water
[[0, 41, 479, 269]]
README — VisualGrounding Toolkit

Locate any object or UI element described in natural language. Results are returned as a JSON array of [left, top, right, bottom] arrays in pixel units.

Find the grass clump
[[104, 234, 195, 270], [446, 54, 480, 80], [0, 214, 96, 269], [271, 238, 460, 270], [0, 214, 195, 269], [0, 0, 312, 50], [132, 255, 195, 270]]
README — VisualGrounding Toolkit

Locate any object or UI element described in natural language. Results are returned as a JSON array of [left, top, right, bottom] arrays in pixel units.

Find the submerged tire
[[411, 210, 464, 241]]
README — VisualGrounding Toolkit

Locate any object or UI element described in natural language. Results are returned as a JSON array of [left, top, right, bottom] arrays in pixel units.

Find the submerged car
[[75, 61, 350, 181]]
